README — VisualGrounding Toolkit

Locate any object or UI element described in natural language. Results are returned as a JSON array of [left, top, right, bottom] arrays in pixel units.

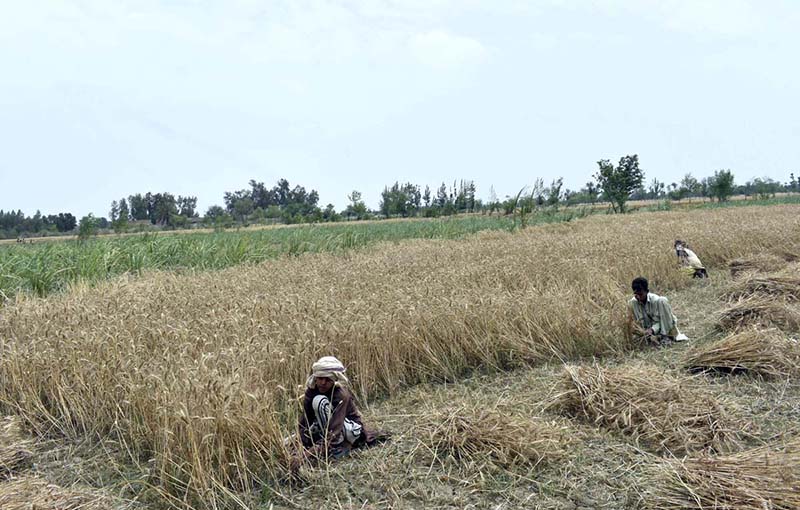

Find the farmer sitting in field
[[629, 277, 687, 346], [296, 356, 388, 462], [674, 240, 708, 278]]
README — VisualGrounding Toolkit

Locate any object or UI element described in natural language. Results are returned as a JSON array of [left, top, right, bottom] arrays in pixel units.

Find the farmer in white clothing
[[674, 240, 708, 278], [629, 277, 688, 346]]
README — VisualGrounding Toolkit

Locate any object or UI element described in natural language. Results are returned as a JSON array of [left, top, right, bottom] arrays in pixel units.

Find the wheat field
[[0, 205, 799, 508]]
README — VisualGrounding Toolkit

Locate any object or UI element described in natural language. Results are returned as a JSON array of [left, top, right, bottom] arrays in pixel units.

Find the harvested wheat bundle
[[775, 247, 800, 263], [646, 437, 800, 510], [416, 404, 569, 470], [683, 328, 800, 378], [728, 253, 788, 278], [553, 365, 736, 455], [723, 264, 800, 302], [716, 295, 800, 332], [0, 476, 113, 510], [0, 417, 33, 478]]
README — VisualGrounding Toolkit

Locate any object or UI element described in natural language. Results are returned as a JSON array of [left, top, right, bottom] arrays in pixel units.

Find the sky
[[1, 0, 799, 217]]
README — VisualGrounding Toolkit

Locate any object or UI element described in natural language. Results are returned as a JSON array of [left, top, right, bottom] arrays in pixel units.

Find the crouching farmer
[[628, 277, 687, 346], [674, 240, 709, 279], [295, 356, 388, 468]]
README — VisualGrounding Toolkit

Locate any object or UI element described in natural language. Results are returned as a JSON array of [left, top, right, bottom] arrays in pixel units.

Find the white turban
[[306, 356, 350, 389]]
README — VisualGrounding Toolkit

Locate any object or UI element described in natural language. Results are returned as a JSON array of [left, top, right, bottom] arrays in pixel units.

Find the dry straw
[[646, 437, 800, 510], [728, 253, 790, 278], [553, 364, 736, 455], [0, 416, 33, 478], [683, 328, 800, 378], [0, 476, 113, 510], [716, 295, 800, 332], [415, 404, 569, 471], [723, 263, 800, 302]]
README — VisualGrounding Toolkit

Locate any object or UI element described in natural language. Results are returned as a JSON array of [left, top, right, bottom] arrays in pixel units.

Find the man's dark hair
[[631, 277, 649, 293]]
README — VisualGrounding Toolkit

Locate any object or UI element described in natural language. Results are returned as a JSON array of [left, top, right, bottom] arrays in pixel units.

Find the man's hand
[[645, 328, 654, 336]]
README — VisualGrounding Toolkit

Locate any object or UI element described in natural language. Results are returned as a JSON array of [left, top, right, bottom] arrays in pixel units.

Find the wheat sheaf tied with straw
[[683, 328, 800, 378], [648, 438, 800, 510], [724, 264, 800, 302], [416, 404, 569, 471], [555, 365, 736, 455]]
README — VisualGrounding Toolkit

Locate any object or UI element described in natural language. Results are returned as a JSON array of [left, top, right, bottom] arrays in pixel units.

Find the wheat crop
[[0, 205, 798, 507]]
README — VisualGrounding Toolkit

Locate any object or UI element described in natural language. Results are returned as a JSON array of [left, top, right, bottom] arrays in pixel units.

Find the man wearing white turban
[[297, 356, 387, 458]]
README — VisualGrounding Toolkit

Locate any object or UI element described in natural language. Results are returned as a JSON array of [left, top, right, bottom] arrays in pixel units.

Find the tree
[[379, 182, 419, 217], [708, 169, 735, 202], [648, 178, 665, 199], [584, 181, 598, 204], [109, 200, 119, 223], [322, 204, 339, 222], [111, 198, 129, 232], [177, 196, 198, 217], [274, 179, 291, 206], [435, 183, 449, 210], [751, 177, 780, 199], [118, 198, 130, 223], [128, 193, 149, 220], [233, 197, 254, 223], [546, 177, 563, 207], [594, 154, 645, 213], [466, 181, 477, 212], [54, 213, 77, 232], [677, 173, 700, 200], [344, 190, 368, 220], [422, 186, 432, 208], [224, 189, 252, 213], [249, 180, 275, 209], [149, 193, 178, 225], [205, 205, 226, 221], [78, 214, 99, 240]]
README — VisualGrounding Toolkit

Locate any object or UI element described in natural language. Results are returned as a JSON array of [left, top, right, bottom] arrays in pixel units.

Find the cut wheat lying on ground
[[1, 205, 800, 508], [683, 327, 800, 378], [644, 437, 800, 510], [551, 363, 740, 455]]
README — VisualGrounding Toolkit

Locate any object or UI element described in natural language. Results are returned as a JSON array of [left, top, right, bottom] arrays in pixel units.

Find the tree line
[[0, 210, 77, 239], [3, 165, 799, 239]]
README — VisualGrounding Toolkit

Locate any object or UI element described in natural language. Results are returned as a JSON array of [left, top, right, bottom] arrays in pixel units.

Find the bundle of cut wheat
[[553, 364, 736, 455], [416, 404, 569, 470], [0, 417, 33, 478], [728, 253, 788, 278], [646, 437, 800, 510], [683, 328, 800, 378], [717, 295, 800, 332], [775, 247, 800, 263], [723, 264, 800, 302], [0, 476, 113, 510]]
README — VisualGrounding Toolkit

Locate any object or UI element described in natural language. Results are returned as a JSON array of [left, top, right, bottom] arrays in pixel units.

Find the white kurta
[[628, 292, 679, 337]]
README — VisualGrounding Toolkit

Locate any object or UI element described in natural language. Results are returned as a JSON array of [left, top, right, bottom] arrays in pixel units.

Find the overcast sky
[[1, 0, 798, 217]]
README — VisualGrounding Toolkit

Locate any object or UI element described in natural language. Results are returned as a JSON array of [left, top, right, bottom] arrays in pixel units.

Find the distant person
[[674, 240, 708, 278], [629, 277, 688, 346], [293, 356, 389, 469]]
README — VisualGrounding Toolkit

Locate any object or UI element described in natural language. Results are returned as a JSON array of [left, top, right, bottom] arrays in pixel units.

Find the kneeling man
[[628, 277, 687, 345]]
